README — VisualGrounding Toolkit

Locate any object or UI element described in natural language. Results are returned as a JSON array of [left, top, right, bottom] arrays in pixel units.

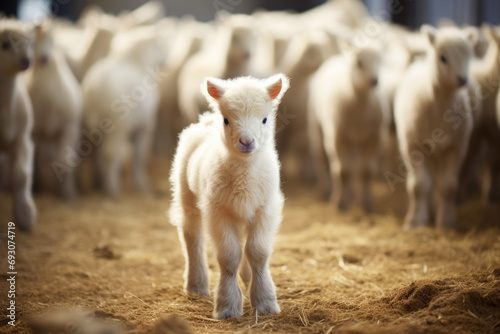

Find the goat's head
[[203, 74, 290, 158]]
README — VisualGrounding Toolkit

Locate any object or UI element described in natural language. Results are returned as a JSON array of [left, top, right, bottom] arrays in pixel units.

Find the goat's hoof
[[255, 299, 280, 315], [15, 200, 36, 232], [214, 307, 243, 320], [185, 285, 210, 297]]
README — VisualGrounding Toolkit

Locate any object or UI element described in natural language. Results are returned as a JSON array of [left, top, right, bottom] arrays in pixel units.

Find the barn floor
[[1, 155, 500, 334]]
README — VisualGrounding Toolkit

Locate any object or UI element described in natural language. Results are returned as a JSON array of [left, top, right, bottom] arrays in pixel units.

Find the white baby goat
[[394, 26, 476, 230], [169, 74, 289, 319], [308, 41, 388, 212]]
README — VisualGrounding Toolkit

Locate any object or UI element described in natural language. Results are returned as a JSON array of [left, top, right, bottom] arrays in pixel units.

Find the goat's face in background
[[351, 47, 381, 91], [0, 25, 34, 74], [423, 25, 475, 89], [203, 74, 289, 157]]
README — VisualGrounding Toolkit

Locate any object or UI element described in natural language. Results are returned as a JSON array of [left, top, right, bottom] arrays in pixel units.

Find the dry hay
[[0, 155, 499, 334]]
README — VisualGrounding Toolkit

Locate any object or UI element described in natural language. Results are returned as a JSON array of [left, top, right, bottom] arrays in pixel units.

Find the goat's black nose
[[40, 55, 49, 65], [457, 77, 467, 87], [19, 57, 30, 70], [239, 138, 254, 148], [371, 78, 378, 87]]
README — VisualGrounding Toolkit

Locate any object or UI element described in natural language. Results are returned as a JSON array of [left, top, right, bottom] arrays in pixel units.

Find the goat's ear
[[205, 78, 225, 101], [215, 10, 231, 24], [464, 27, 478, 47], [266, 73, 290, 101], [421, 24, 437, 47]]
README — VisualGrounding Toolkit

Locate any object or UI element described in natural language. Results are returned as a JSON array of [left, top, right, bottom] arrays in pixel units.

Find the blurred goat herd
[[1, 0, 500, 233]]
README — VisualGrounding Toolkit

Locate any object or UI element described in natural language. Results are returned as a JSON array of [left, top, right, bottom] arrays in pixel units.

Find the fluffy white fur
[[24, 22, 82, 200], [394, 26, 476, 229], [81, 26, 164, 196], [177, 15, 255, 123], [308, 41, 388, 211], [169, 74, 289, 319], [0, 19, 37, 231]]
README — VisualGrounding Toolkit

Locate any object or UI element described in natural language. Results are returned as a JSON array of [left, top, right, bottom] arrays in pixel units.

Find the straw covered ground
[[1, 156, 500, 334]]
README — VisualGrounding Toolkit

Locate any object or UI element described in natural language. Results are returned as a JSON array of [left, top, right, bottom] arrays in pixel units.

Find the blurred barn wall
[[364, 0, 500, 27], [69, 0, 325, 21], [2, 0, 500, 30], [74, 0, 259, 21]]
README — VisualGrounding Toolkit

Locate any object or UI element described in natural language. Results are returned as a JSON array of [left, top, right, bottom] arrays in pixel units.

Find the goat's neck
[[430, 78, 456, 98], [32, 55, 58, 73], [349, 80, 369, 101], [225, 152, 259, 168], [426, 58, 457, 97]]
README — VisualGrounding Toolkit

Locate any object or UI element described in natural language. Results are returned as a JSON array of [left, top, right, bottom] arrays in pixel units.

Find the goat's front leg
[[245, 207, 281, 315], [403, 164, 431, 230], [10, 136, 37, 232], [434, 152, 462, 229], [209, 216, 243, 319]]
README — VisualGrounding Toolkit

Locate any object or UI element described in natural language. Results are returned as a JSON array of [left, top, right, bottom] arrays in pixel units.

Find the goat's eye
[[224, 118, 229, 125], [262, 117, 267, 124], [440, 55, 447, 64], [357, 60, 362, 68], [1, 41, 9, 50]]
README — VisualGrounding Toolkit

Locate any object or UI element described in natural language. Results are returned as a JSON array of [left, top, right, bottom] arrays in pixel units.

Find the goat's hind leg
[[177, 204, 209, 296]]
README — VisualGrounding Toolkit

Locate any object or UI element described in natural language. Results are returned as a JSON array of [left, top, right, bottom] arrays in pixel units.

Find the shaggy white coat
[[394, 26, 476, 229], [24, 22, 82, 200], [169, 74, 289, 319], [308, 41, 388, 212]]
